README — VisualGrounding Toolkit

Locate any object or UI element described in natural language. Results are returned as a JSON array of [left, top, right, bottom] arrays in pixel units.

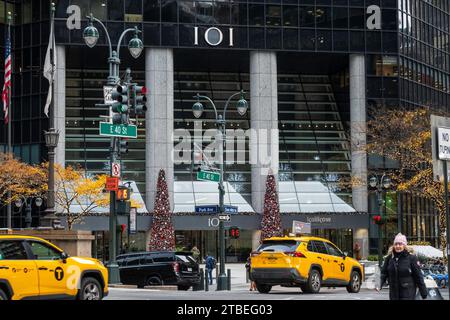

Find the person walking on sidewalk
[[205, 253, 216, 285], [376, 233, 428, 300], [245, 256, 256, 291]]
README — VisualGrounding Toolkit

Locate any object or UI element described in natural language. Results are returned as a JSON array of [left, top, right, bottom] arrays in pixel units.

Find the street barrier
[[227, 269, 231, 291], [204, 269, 209, 291]]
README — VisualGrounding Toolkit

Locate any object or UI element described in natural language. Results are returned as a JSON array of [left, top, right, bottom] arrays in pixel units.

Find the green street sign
[[197, 170, 221, 182], [99, 122, 137, 138]]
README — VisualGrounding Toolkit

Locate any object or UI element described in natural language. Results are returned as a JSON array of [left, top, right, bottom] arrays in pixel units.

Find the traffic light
[[229, 226, 240, 239], [119, 138, 129, 154], [132, 85, 147, 115], [111, 84, 129, 124]]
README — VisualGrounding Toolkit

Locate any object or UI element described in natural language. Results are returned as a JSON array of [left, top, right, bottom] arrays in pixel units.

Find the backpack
[[206, 256, 216, 269]]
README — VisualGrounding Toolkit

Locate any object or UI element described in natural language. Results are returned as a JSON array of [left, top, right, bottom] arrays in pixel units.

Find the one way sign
[[219, 214, 231, 221]]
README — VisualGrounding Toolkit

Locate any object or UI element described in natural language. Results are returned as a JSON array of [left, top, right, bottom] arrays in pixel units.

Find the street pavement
[[105, 263, 450, 300]]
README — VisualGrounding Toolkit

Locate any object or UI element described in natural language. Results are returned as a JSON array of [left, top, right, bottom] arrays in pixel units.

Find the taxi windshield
[[257, 240, 301, 252]]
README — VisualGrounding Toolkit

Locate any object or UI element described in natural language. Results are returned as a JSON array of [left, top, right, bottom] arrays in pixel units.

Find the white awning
[[278, 181, 356, 213], [174, 181, 255, 213]]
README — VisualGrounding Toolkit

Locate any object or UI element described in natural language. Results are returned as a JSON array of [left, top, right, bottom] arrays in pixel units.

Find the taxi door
[[323, 242, 347, 282], [309, 241, 334, 281], [0, 240, 39, 299], [25, 240, 73, 298]]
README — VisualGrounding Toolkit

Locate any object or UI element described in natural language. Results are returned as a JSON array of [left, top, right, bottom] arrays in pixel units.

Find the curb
[[109, 284, 178, 290]]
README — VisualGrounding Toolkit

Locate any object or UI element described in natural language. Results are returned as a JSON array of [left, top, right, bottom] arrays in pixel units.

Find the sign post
[[434, 125, 450, 299]]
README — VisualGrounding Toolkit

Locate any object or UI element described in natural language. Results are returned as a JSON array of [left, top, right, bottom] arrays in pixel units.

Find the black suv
[[116, 251, 201, 290]]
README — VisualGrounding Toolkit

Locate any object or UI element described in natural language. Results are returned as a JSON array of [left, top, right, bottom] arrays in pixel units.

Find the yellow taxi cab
[[0, 235, 108, 300], [250, 235, 364, 294]]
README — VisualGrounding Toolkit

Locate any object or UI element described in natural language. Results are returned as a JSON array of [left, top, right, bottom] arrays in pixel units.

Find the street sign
[[112, 162, 121, 177], [224, 205, 238, 214], [195, 205, 219, 214], [197, 170, 220, 182], [99, 122, 137, 138], [219, 214, 231, 221], [437, 127, 450, 160], [104, 85, 114, 104], [105, 177, 119, 191]]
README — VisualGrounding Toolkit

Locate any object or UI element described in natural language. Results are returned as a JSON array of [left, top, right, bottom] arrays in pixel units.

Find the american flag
[[2, 30, 11, 124]]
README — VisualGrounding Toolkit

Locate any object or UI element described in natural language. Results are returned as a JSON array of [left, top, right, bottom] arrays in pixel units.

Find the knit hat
[[394, 233, 407, 245]]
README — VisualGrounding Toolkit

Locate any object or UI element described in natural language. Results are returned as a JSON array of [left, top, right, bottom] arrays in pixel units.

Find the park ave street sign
[[99, 122, 137, 138], [195, 205, 238, 214]]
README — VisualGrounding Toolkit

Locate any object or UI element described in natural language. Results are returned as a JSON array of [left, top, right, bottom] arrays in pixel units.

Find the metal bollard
[[194, 268, 204, 291], [246, 269, 249, 283], [227, 269, 231, 291], [204, 269, 209, 291]]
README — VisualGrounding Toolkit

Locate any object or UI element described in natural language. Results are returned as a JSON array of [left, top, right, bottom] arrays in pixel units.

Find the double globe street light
[[368, 174, 392, 268], [15, 196, 43, 229], [192, 90, 248, 290], [83, 14, 143, 284]]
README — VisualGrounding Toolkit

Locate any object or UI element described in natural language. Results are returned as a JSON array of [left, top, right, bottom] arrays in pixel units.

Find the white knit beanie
[[394, 233, 407, 245]]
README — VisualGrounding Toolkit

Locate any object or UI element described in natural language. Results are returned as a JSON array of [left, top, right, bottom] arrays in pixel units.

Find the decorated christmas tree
[[260, 173, 282, 242], [148, 169, 175, 251]]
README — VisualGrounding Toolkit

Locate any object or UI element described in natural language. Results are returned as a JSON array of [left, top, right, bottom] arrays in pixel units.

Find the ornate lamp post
[[15, 196, 43, 228], [41, 128, 60, 228], [192, 90, 248, 290], [369, 173, 391, 268], [83, 14, 143, 284]]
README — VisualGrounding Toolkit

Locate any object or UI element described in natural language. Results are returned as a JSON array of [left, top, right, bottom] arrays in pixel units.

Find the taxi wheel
[[0, 288, 8, 300], [305, 269, 322, 293], [255, 283, 272, 294], [78, 277, 103, 300], [346, 271, 361, 293]]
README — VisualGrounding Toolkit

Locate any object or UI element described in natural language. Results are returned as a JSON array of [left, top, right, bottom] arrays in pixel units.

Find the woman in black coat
[[376, 233, 428, 300]]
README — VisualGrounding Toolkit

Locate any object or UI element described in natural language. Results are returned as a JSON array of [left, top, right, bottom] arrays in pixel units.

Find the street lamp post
[[15, 196, 43, 228], [192, 90, 248, 290], [83, 14, 143, 284], [369, 174, 391, 268]]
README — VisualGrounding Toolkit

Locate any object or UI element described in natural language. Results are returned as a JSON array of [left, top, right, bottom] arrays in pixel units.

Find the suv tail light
[[286, 251, 306, 258], [172, 262, 180, 273]]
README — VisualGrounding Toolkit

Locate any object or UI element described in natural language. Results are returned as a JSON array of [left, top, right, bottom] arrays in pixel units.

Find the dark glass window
[[180, 1, 195, 23], [317, 30, 332, 51], [144, 0, 160, 22], [283, 6, 298, 27], [108, 0, 124, 21], [334, 0, 348, 5], [162, 0, 178, 22], [231, 4, 247, 25], [249, 27, 264, 48], [299, 6, 315, 28], [55, 0, 70, 19], [267, 28, 282, 49], [307, 241, 316, 252], [333, 7, 348, 29], [214, 2, 230, 24], [126, 257, 141, 266], [350, 31, 364, 51], [258, 240, 300, 252], [383, 32, 397, 53], [283, 28, 298, 50], [266, 5, 281, 26], [324, 242, 343, 257], [349, 8, 364, 29], [125, 0, 142, 14], [249, 5, 264, 26], [367, 77, 383, 97], [316, 7, 331, 28], [300, 29, 315, 50], [383, 78, 399, 98], [28, 241, 61, 260], [162, 24, 178, 46], [333, 30, 348, 51], [312, 241, 328, 254], [366, 31, 381, 52], [382, 9, 398, 31], [349, 0, 364, 6], [0, 241, 28, 260]]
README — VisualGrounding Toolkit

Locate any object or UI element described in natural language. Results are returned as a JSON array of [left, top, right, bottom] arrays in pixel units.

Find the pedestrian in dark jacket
[[376, 233, 428, 300]]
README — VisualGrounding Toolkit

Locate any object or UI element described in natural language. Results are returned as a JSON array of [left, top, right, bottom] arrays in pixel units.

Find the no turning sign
[[112, 163, 121, 177]]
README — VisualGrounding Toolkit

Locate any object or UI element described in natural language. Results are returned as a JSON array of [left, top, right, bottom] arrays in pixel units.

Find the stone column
[[145, 48, 174, 213], [250, 51, 279, 214], [54, 45, 66, 167], [350, 54, 368, 258]]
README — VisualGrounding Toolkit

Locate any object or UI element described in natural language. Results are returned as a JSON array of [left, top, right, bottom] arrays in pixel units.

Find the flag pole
[[6, 11, 12, 229]]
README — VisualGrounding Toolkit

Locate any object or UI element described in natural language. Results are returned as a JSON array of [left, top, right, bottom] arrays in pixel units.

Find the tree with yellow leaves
[[0, 153, 47, 206], [54, 164, 109, 230], [367, 106, 447, 258]]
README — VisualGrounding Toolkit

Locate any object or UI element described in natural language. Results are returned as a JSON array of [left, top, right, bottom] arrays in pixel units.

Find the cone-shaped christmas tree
[[260, 173, 282, 242], [148, 169, 175, 251]]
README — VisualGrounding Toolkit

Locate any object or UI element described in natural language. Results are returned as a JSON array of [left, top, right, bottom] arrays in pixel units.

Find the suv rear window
[[176, 255, 196, 264], [257, 240, 300, 252]]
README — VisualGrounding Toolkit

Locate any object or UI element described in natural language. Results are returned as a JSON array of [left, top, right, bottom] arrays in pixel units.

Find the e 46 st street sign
[[197, 170, 221, 182], [99, 122, 137, 138]]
